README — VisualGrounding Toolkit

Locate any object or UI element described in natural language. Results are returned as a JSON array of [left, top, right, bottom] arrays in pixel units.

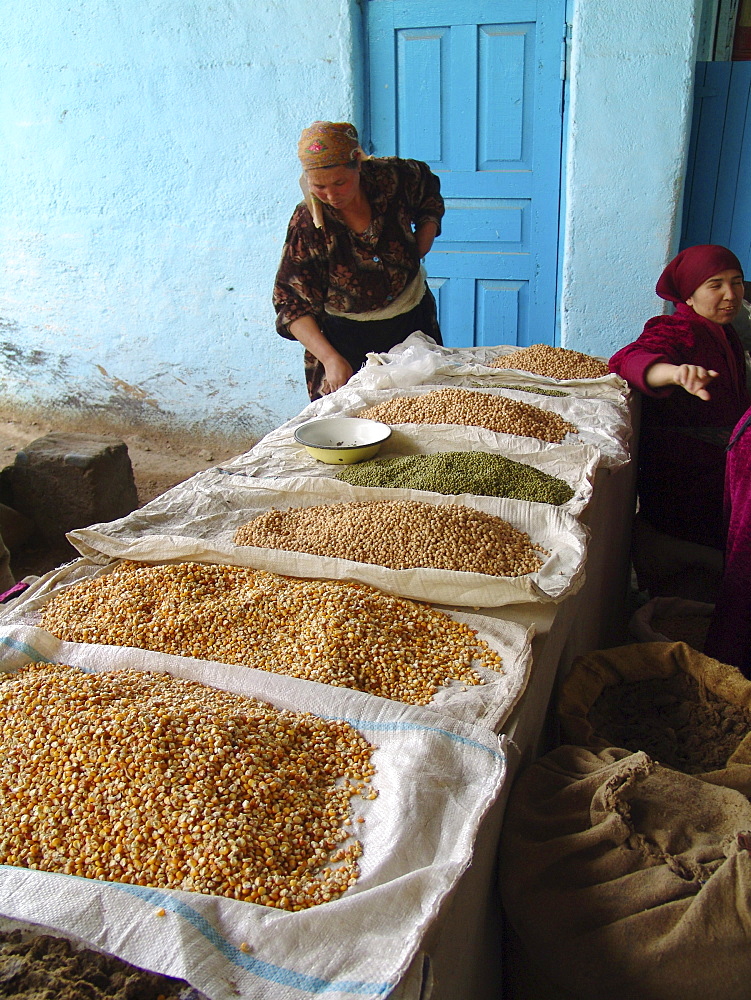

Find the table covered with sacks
[[0, 334, 636, 1000]]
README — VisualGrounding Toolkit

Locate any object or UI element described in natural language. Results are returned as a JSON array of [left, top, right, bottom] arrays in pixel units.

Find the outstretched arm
[[645, 362, 719, 401]]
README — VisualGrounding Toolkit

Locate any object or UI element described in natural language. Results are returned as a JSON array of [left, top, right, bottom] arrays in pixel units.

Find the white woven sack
[[355, 332, 629, 403], [262, 381, 630, 472], [209, 420, 599, 519], [0, 624, 506, 1000]]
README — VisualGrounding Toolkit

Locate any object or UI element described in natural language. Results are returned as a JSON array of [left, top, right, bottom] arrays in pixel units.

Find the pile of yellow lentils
[[0, 662, 376, 908], [39, 562, 504, 704], [357, 388, 577, 443], [234, 499, 545, 577], [489, 344, 610, 379]]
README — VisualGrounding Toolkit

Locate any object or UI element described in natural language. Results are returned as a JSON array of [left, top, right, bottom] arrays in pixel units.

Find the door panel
[[681, 61, 751, 273], [367, 0, 565, 348]]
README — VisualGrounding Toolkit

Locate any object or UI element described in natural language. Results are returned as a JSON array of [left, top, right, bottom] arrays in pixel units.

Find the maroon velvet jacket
[[704, 407, 751, 675], [609, 303, 750, 548]]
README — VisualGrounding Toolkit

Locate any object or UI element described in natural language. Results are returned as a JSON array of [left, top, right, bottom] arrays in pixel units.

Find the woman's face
[[305, 164, 361, 211], [686, 269, 745, 323]]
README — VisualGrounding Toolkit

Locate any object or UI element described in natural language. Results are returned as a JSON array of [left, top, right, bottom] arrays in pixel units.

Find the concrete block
[[9, 432, 139, 543]]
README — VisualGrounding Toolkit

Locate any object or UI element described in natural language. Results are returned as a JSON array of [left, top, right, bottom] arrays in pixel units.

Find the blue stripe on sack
[[113, 883, 393, 996], [0, 637, 53, 663], [323, 716, 505, 762]]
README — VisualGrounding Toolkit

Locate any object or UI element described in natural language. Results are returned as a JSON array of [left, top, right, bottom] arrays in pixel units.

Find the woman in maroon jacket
[[609, 245, 749, 552], [704, 406, 751, 675]]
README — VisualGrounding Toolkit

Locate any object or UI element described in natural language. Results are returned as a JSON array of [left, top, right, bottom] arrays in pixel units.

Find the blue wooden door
[[681, 61, 751, 274], [366, 0, 566, 348]]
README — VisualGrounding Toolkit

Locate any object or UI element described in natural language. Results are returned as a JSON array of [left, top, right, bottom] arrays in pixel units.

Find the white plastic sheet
[[231, 379, 631, 475], [360, 332, 630, 403]]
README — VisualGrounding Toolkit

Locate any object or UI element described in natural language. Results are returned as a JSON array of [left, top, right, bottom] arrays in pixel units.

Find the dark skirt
[[304, 288, 442, 400]]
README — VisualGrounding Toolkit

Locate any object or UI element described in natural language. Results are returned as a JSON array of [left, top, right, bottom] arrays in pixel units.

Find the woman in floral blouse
[[273, 121, 445, 399]]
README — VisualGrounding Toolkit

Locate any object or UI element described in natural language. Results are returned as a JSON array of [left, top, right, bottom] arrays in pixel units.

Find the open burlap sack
[[557, 641, 751, 792], [629, 595, 713, 648], [499, 745, 751, 1000]]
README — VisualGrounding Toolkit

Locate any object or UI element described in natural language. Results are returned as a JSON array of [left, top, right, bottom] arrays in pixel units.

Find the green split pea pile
[[335, 450, 574, 505]]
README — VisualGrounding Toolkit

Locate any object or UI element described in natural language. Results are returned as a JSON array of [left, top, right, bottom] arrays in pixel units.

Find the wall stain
[[0, 340, 49, 370], [0, 336, 286, 437], [95, 364, 160, 408]]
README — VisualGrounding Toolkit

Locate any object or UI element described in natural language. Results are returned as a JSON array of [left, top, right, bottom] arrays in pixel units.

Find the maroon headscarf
[[656, 244, 743, 304]]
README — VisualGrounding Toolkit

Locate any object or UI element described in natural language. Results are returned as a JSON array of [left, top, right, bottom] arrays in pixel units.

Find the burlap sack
[[499, 745, 751, 1000], [628, 596, 713, 647], [499, 644, 751, 999], [557, 641, 751, 792]]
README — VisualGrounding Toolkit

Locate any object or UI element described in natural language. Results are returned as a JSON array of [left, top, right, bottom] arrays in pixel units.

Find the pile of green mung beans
[[335, 451, 574, 505]]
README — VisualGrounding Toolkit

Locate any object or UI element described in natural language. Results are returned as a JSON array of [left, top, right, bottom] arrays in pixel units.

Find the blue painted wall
[[1, 0, 361, 438], [0, 0, 704, 439], [561, 0, 703, 359]]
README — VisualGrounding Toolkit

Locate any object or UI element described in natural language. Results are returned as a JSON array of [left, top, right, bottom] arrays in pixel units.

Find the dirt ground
[[0, 408, 251, 581]]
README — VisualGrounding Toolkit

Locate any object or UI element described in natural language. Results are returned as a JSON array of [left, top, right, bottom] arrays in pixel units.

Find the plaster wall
[[561, 0, 703, 358], [1, 0, 703, 437], [0, 0, 360, 438]]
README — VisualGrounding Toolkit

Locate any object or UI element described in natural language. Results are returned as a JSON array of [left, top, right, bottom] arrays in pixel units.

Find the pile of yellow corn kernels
[[39, 561, 504, 704], [0, 662, 375, 908]]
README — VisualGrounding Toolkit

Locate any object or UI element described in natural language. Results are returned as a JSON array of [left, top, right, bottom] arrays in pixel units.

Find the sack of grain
[[629, 595, 714, 649], [0, 620, 507, 1000], [499, 744, 751, 1000], [556, 642, 751, 786]]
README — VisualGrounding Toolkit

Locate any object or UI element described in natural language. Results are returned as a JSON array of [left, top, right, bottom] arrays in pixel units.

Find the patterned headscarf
[[656, 244, 743, 304], [298, 121, 361, 171]]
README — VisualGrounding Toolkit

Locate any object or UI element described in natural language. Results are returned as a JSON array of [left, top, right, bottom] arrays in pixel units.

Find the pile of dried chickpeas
[[489, 343, 610, 379], [357, 388, 577, 443], [234, 499, 545, 577]]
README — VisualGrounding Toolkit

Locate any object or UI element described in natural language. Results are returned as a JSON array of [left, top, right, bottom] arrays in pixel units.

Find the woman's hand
[[645, 361, 719, 400], [288, 315, 354, 393], [321, 355, 354, 394]]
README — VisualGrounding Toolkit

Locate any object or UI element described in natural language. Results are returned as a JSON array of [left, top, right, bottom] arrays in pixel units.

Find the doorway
[[365, 0, 567, 348]]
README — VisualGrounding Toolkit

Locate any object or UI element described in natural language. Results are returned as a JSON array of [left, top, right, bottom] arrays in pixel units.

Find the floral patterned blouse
[[273, 157, 444, 338]]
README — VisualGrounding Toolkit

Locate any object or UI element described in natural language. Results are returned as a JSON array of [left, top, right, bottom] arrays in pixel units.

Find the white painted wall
[[0, 0, 705, 436], [561, 0, 703, 359]]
